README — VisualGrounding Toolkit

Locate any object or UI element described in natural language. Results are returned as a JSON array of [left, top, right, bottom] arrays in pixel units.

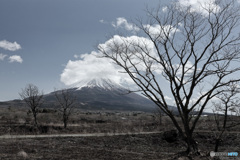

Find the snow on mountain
[[73, 78, 127, 90]]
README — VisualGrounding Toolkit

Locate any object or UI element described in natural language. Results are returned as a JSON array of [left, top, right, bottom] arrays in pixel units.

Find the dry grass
[[1, 106, 240, 135], [0, 106, 240, 159]]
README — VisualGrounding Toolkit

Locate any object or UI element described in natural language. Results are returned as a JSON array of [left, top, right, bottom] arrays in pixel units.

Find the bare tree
[[98, 0, 240, 154], [212, 82, 240, 152], [19, 84, 44, 126], [154, 107, 163, 125], [54, 89, 76, 129]]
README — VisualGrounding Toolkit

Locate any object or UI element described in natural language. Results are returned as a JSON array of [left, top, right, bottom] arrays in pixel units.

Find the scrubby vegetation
[[0, 106, 239, 159]]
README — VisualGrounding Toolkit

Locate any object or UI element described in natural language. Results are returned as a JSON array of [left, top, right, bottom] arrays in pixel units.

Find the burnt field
[[0, 132, 239, 160], [0, 106, 239, 159]]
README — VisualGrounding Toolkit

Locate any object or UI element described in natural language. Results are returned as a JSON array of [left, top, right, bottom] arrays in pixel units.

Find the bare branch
[[98, 0, 240, 154]]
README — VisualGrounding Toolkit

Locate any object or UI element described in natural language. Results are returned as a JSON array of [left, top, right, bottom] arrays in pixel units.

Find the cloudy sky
[[0, 0, 232, 101], [0, 0, 165, 101]]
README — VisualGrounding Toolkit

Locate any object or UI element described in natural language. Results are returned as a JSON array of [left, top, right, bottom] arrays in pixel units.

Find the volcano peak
[[74, 78, 126, 90]]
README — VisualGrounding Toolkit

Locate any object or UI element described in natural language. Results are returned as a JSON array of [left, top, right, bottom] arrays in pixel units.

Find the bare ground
[[0, 131, 239, 160], [0, 108, 239, 159]]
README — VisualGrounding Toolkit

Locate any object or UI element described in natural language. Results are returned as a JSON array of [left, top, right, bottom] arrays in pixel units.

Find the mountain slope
[[43, 78, 157, 112], [0, 78, 212, 115]]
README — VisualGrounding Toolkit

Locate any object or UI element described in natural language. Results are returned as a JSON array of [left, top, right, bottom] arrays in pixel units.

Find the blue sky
[[0, 0, 164, 101]]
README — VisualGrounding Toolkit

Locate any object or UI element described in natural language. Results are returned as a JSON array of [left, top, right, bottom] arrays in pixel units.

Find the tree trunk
[[185, 136, 199, 155], [33, 113, 38, 126], [177, 128, 199, 155], [159, 111, 162, 125], [214, 130, 224, 152], [63, 113, 68, 129], [64, 119, 67, 129], [214, 138, 220, 152]]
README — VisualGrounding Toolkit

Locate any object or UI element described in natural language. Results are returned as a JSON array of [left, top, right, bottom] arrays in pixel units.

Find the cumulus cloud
[[0, 53, 7, 61], [177, 0, 220, 15], [112, 17, 140, 33], [0, 40, 21, 51], [111, 17, 180, 38], [61, 35, 161, 88], [143, 24, 180, 40], [98, 35, 165, 74], [60, 51, 134, 87], [61, 34, 188, 89], [62, 34, 194, 88], [9, 55, 23, 63]]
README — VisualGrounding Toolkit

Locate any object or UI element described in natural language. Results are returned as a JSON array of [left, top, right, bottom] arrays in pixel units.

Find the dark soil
[[0, 132, 239, 160]]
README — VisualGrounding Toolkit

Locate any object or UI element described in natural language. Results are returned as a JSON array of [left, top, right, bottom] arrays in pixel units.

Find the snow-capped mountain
[[40, 78, 157, 112], [73, 78, 126, 91], [0, 78, 210, 114]]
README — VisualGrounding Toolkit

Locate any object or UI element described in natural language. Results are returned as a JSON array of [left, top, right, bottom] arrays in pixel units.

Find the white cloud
[[61, 35, 164, 88], [0, 40, 21, 51], [61, 32, 197, 90], [164, 96, 172, 101], [98, 35, 164, 74], [175, 61, 195, 76], [143, 24, 180, 40], [74, 54, 81, 59], [111, 17, 180, 39], [112, 17, 140, 33], [60, 51, 133, 87], [9, 55, 23, 63], [99, 19, 105, 23], [162, 6, 168, 12], [177, 0, 220, 15], [0, 53, 7, 61]]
